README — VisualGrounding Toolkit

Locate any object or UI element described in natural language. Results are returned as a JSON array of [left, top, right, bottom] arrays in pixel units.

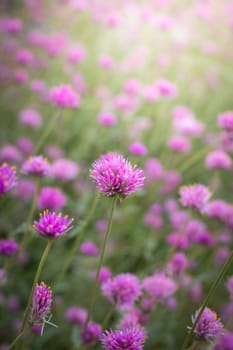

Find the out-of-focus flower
[[102, 273, 141, 310], [218, 111, 233, 132], [50, 84, 80, 108], [98, 112, 117, 127], [80, 241, 99, 256], [12, 179, 35, 201], [101, 327, 146, 350], [142, 272, 177, 302], [66, 306, 87, 326], [129, 142, 148, 156], [213, 332, 233, 350], [22, 156, 50, 176], [33, 210, 73, 239], [0, 239, 19, 256], [19, 109, 42, 128], [80, 322, 102, 344], [50, 159, 79, 181], [179, 184, 211, 211], [192, 307, 224, 340], [0, 163, 17, 195], [90, 153, 145, 197], [168, 136, 191, 153], [205, 150, 232, 169], [38, 187, 67, 210]]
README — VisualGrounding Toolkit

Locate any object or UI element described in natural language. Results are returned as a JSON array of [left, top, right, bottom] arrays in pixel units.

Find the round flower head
[[50, 84, 80, 109], [80, 321, 102, 344], [0, 163, 17, 195], [80, 241, 99, 256], [66, 306, 87, 326], [22, 156, 50, 177], [101, 327, 146, 350], [0, 239, 19, 256], [218, 111, 233, 132], [50, 158, 79, 181], [142, 272, 177, 302], [38, 187, 67, 210], [33, 210, 73, 239], [192, 307, 224, 340], [30, 282, 52, 326], [90, 153, 145, 197], [214, 332, 233, 350], [179, 184, 211, 211], [102, 273, 141, 310], [205, 150, 232, 170]]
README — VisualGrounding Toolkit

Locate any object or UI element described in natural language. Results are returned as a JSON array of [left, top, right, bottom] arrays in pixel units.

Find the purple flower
[[19, 109, 42, 128], [50, 158, 79, 181], [80, 241, 99, 256], [167, 252, 188, 276], [38, 187, 67, 210], [192, 307, 224, 340], [22, 156, 50, 176], [65, 306, 87, 326], [0, 239, 19, 256], [218, 111, 233, 132], [30, 282, 52, 325], [142, 272, 177, 302], [102, 273, 141, 310], [129, 142, 148, 156], [101, 327, 146, 350], [0, 163, 17, 195], [90, 153, 145, 197], [214, 332, 233, 350], [33, 210, 73, 239], [205, 150, 232, 169], [98, 113, 117, 127], [80, 322, 102, 344], [50, 84, 80, 109], [179, 184, 211, 211]]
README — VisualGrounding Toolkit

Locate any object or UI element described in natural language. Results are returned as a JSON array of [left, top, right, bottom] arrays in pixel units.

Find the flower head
[[213, 332, 233, 350], [192, 307, 224, 340], [101, 327, 146, 350], [38, 187, 67, 210], [30, 282, 52, 325], [90, 153, 145, 197], [0, 163, 17, 195], [179, 184, 211, 211], [33, 210, 73, 239], [65, 306, 87, 326], [22, 156, 50, 176], [102, 273, 141, 310], [50, 84, 80, 108], [80, 322, 102, 344], [218, 111, 233, 132], [0, 239, 19, 256], [142, 272, 177, 302]]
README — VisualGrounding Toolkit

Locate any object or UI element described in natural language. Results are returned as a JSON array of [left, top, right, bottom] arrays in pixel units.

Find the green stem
[[34, 111, 60, 155], [54, 192, 100, 289], [180, 250, 233, 350], [85, 196, 117, 327], [19, 178, 40, 252], [9, 239, 53, 349]]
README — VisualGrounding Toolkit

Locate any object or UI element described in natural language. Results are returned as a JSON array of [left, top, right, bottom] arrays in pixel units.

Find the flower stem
[[9, 239, 53, 349], [34, 111, 60, 155], [19, 177, 40, 252], [180, 249, 233, 350], [85, 196, 117, 327], [54, 192, 100, 290]]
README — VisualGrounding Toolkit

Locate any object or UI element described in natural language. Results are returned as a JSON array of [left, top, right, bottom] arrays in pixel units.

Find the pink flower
[[50, 85, 80, 109], [179, 184, 211, 211]]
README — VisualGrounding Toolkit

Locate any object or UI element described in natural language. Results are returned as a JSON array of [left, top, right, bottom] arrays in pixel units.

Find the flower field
[[0, 1, 233, 349]]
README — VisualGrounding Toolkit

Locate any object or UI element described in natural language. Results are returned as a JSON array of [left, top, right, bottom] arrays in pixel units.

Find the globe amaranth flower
[[65, 306, 87, 326], [142, 272, 177, 302], [205, 150, 232, 170], [101, 327, 146, 350], [0, 239, 19, 256], [90, 153, 145, 197], [218, 111, 233, 132], [33, 210, 74, 239], [0, 163, 17, 195], [38, 186, 67, 210], [213, 332, 233, 350], [102, 273, 141, 310], [192, 307, 224, 340], [50, 84, 80, 108], [179, 184, 211, 211], [22, 156, 50, 176], [30, 282, 52, 326], [80, 321, 102, 344]]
